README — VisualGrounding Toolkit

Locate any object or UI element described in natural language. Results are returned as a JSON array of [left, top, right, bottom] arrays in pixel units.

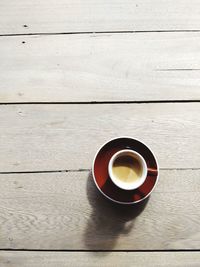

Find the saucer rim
[[92, 136, 159, 205]]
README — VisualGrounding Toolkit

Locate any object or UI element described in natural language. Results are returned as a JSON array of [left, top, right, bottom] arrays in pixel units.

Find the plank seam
[[0, 100, 199, 105], [0, 249, 200, 252], [0, 169, 90, 174], [1, 29, 200, 37]]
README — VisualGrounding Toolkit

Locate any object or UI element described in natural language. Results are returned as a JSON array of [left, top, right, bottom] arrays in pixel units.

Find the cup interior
[[108, 149, 147, 190]]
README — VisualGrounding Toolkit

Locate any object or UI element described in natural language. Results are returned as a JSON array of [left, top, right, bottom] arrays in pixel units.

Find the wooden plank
[[0, 169, 199, 249], [1, 0, 200, 34], [0, 103, 199, 172], [0, 33, 200, 103], [1, 252, 200, 267]]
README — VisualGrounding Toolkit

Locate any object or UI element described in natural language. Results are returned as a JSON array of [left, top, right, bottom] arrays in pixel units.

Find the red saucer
[[92, 137, 159, 204]]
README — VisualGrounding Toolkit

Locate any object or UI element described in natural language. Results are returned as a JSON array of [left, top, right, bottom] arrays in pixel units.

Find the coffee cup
[[108, 149, 147, 190]]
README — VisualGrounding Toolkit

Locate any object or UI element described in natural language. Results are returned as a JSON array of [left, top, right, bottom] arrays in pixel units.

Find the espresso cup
[[108, 149, 147, 190]]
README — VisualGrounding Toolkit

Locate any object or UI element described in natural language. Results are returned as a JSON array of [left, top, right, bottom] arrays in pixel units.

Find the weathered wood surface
[[0, 103, 199, 172], [1, 0, 199, 264], [1, 0, 200, 34], [1, 251, 200, 267], [0, 170, 199, 250], [1, 33, 200, 103]]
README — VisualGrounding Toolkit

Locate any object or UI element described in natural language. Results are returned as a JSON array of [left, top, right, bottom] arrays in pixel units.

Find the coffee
[[112, 155, 142, 184]]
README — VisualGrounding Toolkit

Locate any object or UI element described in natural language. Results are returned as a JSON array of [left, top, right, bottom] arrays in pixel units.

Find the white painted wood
[[1, 0, 200, 34], [0, 33, 200, 102], [0, 103, 199, 172], [0, 170, 199, 250], [1, 251, 200, 267]]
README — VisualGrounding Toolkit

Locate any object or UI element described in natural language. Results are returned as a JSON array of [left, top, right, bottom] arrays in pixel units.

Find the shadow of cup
[[83, 171, 149, 252]]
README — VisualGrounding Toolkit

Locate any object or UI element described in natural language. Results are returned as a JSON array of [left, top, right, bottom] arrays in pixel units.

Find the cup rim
[[108, 149, 147, 190], [92, 136, 159, 205]]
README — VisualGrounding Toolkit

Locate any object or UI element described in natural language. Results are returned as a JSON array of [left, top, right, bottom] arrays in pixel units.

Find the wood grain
[[1, 33, 200, 103], [1, 251, 200, 267], [0, 103, 199, 172], [0, 33, 200, 103], [1, 0, 200, 34], [0, 169, 199, 250]]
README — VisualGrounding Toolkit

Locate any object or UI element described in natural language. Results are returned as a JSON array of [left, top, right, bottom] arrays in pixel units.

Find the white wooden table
[[0, 1, 200, 266]]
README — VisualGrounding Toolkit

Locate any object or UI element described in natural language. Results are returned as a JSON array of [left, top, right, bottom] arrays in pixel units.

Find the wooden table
[[0, 1, 200, 266]]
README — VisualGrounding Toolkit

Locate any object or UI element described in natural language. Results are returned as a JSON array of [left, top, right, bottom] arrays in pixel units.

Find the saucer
[[92, 137, 159, 204]]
